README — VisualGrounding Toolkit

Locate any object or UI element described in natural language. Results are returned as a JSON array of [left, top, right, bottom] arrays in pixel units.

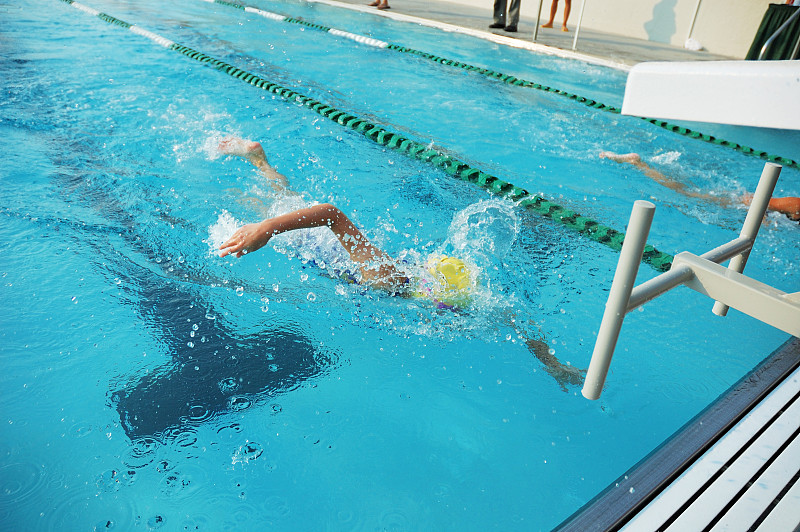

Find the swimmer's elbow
[[317, 203, 340, 214], [315, 203, 347, 225]]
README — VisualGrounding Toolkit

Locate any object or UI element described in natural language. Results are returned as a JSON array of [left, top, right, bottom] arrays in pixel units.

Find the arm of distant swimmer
[[219, 203, 405, 288]]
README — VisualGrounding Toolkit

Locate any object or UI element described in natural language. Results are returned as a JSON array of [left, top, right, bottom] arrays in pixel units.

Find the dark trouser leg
[[492, 0, 507, 25], [507, 0, 521, 26]]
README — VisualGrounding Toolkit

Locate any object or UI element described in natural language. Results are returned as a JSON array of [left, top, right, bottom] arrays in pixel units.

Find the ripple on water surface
[[0, 462, 46, 509]]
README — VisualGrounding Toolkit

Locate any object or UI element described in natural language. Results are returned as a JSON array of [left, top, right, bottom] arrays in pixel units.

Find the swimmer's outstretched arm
[[219, 203, 406, 289], [599, 151, 696, 197], [219, 137, 290, 191], [600, 151, 800, 220], [525, 335, 585, 391], [506, 312, 585, 391]]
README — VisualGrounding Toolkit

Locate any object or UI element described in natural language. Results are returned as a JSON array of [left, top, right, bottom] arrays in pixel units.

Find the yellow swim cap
[[426, 256, 472, 308]]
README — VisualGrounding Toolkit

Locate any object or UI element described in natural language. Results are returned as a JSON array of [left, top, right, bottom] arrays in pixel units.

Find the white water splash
[[204, 210, 242, 255], [651, 151, 682, 165], [444, 199, 519, 266]]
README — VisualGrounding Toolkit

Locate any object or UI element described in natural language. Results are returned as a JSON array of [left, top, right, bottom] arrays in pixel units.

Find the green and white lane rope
[[195, 0, 799, 171], [59, 0, 675, 272]]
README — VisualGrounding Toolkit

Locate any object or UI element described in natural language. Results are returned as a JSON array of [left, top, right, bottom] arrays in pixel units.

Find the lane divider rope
[[195, 0, 799, 171], [59, 0, 675, 271]]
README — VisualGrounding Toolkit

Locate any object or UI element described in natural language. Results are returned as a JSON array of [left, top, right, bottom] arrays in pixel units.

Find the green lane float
[[195, 0, 798, 171], [59, 0, 675, 271]]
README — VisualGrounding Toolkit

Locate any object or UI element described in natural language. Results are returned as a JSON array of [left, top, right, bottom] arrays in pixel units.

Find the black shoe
[[504, 25, 517, 32], [488, 22, 504, 29]]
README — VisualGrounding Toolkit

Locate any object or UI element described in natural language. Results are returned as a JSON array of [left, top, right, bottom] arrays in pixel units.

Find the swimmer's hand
[[219, 220, 273, 258]]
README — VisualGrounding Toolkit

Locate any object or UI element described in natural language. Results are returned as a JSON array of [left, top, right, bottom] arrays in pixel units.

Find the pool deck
[[306, 2, 800, 530], [557, 337, 800, 531], [309, 0, 734, 69]]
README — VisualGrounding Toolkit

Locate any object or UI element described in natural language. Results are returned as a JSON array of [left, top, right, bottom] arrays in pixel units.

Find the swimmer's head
[[422, 255, 472, 309]]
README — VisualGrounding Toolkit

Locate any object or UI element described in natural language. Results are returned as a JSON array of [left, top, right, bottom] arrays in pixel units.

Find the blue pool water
[[1, 0, 799, 529]]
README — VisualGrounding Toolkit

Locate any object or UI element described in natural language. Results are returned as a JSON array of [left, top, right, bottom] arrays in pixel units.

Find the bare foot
[[376, 1, 390, 8], [541, 22, 554, 28], [218, 137, 266, 165], [600, 151, 642, 164]]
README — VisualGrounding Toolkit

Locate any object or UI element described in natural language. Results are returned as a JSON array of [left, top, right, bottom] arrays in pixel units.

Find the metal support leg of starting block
[[582, 163, 788, 401]]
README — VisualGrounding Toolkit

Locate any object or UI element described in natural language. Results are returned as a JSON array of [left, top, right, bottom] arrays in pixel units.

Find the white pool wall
[[441, 0, 775, 59]]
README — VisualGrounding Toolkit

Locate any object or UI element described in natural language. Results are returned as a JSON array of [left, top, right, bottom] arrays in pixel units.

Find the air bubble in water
[[307, 292, 316, 302], [235, 286, 244, 296]]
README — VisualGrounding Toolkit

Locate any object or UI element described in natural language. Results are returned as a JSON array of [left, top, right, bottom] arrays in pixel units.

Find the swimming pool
[[1, 0, 798, 529]]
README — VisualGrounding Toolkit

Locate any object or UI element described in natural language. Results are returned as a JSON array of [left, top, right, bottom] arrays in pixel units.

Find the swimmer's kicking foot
[[218, 137, 290, 191]]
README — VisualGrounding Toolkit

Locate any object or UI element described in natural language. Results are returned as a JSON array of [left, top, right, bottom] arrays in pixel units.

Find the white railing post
[[712, 163, 781, 316], [533, 0, 544, 41], [582, 200, 655, 400], [572, 0, 587, 51]]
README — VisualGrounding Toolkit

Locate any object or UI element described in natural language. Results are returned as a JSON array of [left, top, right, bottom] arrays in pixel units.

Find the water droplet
[[235, 286, 244, 296], [300, 273, 308, 282], [146, 515, 165, 529], [218, 377, 240, 393], [307, 292, 316, 302]]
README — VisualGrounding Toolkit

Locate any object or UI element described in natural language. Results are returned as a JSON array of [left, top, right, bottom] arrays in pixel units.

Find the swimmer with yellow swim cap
[[216, 137, 586, 389], [413, 255, 473, 309], [219, 198, 475, 308], [217, 138, 475, 309]]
